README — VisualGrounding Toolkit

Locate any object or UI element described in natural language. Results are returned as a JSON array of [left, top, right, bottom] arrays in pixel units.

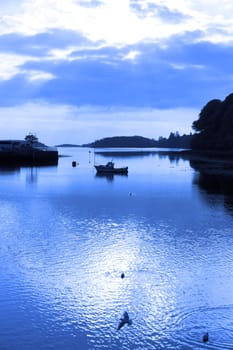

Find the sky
[[0, 0, 233, 145]]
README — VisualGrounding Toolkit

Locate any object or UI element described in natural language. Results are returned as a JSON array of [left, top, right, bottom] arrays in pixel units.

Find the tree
[[192, 99, 221, 133], [191, 93, 233, 152]]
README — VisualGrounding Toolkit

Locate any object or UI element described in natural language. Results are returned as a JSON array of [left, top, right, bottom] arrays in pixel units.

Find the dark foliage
[[191, 93, 233, 152], [156, 132, 192, 148], [83, 133, 192, 149], [85, 136, 156, 148]]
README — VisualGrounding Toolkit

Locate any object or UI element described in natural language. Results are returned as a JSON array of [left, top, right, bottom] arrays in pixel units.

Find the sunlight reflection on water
[[0, 148, 233, 349]]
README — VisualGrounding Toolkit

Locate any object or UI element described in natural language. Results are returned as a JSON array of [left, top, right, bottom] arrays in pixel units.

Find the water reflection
[[0, 163, 58, 187], [190, 160, 233, 214], [193, 172, 233, 195], [0, 165, 20, 174], [26, 167, 38, 184], [94, 149, 156, 158], [157, 152, 182, 165], [95, 173, 128, 182], [94, 148, 185, 161]]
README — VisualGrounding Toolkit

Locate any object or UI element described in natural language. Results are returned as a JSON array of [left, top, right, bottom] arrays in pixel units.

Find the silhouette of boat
[[0, 134, 58, 165], [94, 161, 128, 174]]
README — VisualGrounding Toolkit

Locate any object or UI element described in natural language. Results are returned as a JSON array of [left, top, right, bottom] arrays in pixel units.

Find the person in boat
[[106, 161, 114, 168]]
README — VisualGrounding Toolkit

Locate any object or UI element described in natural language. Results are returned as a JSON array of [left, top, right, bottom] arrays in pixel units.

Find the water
[[0, 147, 233, 349]]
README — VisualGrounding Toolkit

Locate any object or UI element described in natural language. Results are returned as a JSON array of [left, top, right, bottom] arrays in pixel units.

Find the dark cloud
[[0, 30, 93, 56], [0, 32, 233, 109], [0, 76, 35, 105]]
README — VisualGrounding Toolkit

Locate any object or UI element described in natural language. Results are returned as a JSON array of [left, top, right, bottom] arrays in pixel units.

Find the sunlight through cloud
[[1, 0, 233, 45]]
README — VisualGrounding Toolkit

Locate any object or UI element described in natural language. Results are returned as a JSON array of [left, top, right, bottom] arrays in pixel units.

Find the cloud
[[26, 71, 56, 82], [1, 0, 233, 45], [1, 1, 233, 93], [121, 50, 141, 61], [0, 52, 57, 82], [0, 35, 232, 110], [130, 0, 190, 23], [0, 0, 232, 144]]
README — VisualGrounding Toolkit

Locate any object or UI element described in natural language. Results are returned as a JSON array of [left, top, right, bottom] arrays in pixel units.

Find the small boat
[[94, 161, 128, 174]]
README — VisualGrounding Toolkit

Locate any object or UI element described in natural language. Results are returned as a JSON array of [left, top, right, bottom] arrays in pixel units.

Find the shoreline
[[176, 150, 233, 177]]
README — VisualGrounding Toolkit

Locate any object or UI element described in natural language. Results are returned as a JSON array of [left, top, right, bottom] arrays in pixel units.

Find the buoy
[[72, 161, 77, 167], [121, 273, 125, 279]]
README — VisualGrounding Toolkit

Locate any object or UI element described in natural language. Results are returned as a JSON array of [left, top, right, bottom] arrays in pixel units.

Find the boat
[[94, 161, 128, 174], [0, 134, 59, 165]]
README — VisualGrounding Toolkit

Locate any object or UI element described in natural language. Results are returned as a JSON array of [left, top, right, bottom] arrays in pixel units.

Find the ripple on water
[[169, 305, 233, 349]]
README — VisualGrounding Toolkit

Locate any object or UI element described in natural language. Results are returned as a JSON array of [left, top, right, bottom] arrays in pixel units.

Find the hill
[[83, 133, 192, 148], [83, 135, 156, 148]]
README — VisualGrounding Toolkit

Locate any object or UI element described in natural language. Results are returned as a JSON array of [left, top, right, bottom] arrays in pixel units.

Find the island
[[82, 133, 192, 149], [0, 134, 58, 165]]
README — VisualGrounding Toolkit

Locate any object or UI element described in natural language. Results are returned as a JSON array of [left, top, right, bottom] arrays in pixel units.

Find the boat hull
[[94, 165, 128, 174]]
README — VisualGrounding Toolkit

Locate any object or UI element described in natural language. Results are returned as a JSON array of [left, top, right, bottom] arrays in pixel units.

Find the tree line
[[84, 132, 192, 148]]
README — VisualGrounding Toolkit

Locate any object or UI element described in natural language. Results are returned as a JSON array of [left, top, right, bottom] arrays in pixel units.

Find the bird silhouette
[[202, 332, 209, 343], [117, 311, 132, 330]]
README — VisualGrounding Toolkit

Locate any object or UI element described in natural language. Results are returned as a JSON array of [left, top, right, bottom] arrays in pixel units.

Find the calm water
[[1, 147, 233, 350]]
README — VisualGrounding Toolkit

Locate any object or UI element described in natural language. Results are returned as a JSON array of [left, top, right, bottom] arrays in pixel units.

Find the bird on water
[[117, 311, 132, 330], [202, 332, 209, 343]]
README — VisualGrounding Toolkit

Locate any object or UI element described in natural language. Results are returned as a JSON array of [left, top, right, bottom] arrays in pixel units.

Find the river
[[0, 147, 233, 349]]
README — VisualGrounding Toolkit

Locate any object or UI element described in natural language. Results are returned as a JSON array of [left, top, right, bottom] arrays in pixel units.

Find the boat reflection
[[95, 172, 128, 182]]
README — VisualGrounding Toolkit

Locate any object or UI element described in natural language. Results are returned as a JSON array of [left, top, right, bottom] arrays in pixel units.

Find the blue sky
[[0, 0, 233, 144]]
